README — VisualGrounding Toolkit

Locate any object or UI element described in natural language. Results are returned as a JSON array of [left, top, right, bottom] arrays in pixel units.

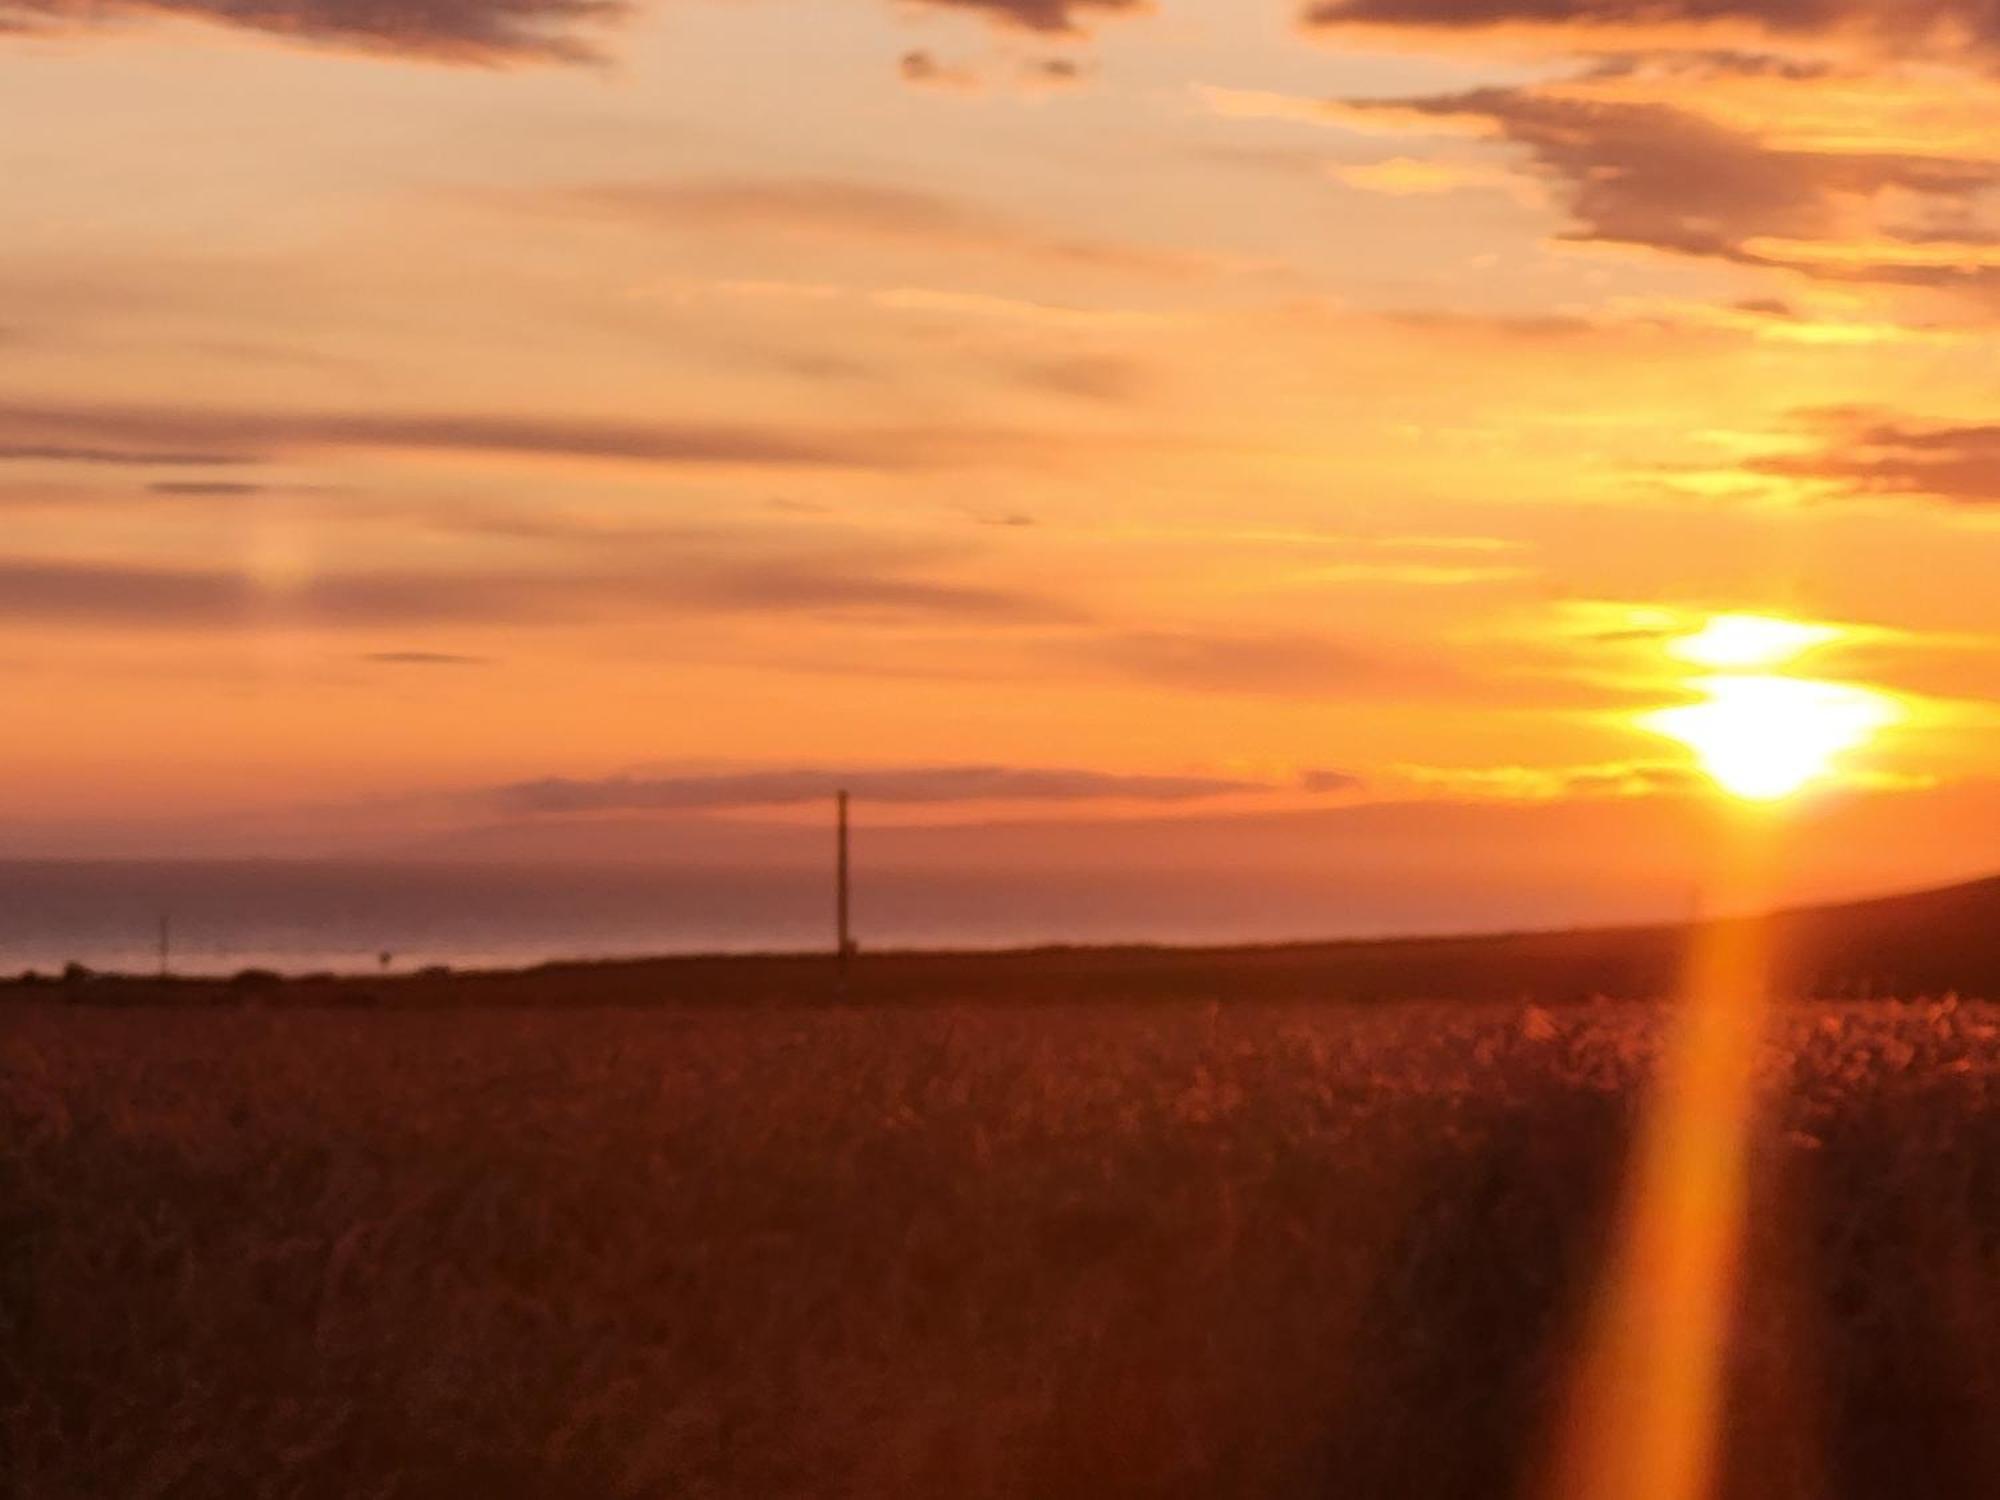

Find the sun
[[1645, 673, 1897, 801], [1667, 613, 1839, 670]]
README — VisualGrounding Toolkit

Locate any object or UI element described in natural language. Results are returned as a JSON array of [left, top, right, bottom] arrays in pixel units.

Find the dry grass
[[3, 994, 1995, 1499]]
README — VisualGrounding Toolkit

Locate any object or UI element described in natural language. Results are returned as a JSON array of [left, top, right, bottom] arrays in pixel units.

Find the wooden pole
[[836, 790, 851, 991]]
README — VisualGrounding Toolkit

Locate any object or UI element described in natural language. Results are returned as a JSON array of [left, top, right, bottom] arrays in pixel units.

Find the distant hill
[[1767, 873, 2000, 999]]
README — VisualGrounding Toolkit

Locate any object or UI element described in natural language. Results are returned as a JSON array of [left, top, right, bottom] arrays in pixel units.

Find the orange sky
[[1, 0, 1995, 905]]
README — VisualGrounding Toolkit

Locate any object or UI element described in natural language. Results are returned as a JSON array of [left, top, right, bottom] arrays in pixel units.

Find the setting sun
[[1646, 675, 1899, 802], [1666, 614, 1841, 670]]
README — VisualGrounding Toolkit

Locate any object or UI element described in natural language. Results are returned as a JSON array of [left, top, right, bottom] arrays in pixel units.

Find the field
[[5, 981, 1996, 1499]]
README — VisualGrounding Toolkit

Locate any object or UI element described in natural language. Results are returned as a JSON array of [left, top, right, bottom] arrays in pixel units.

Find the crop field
[[4, 991, 1996, 1500]]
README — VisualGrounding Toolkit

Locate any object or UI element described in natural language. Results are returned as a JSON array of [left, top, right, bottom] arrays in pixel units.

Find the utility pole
[[836, 789, 851, 993]]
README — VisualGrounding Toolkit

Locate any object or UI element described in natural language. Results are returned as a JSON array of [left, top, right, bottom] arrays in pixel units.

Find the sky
[[2, 0, 1997, 922]]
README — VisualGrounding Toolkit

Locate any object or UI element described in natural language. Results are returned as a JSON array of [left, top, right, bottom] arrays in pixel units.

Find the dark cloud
[[1024, 55, 1087, 82], [897, 46, 1094, 91], [363, 650, 493, 666], [0, 397, 1058, 474], [149, 480, 269, 496], [905, 0, 1143, 36], [0, 0, 625, 64], [492, 763, 1253, 815], [1303, 0, 2000, 55], [898, 49, 979, 89], [550, 177, 1219, 278], [1344, 87, 2000, 283], [1, 0, 1141, 67], [1751, 415, 2000, 504]]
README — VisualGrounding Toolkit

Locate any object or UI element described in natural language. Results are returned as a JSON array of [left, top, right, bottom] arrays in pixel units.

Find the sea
[[0, 857, 1682, 977]]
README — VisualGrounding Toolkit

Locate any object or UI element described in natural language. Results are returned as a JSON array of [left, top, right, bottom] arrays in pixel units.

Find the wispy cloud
[[148, 480, 271, 497], [902, 0, 1144, 37], [1304, 0, 2000, 59], [1335, 86, 2000, 283], [0, 397, 1070, 474], [0, 442, 249, 467], [0, 549, 1071, 630], [0, 0, 627, 65], [546, 177, 1224, 279], [491, 763, 1256, 815], [363, 650, 494, 666], [1752, 413, 2000, 505]]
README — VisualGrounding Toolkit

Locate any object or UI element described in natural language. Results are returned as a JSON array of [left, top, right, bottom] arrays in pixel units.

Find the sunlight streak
[[1549, 824, 1777, 1500]]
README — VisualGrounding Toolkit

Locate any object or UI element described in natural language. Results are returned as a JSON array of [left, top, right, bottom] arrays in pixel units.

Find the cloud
[[896, 48, 1093, 93], [1254, 9, 2000, 295], [490, 763, 1254, 815], [0, 0, 626, 65], [0, 442, 250, 467], [0, 397, 1063, 474], [0, 559, 507, 627], [1303, 0, 2000, 59], [1022, 55, 1088, 85], [1335, 85, 2000, 285], [899, 49, 980, 90], [0, 548, 1068, 630], [0, 0, 1148, 68], [1299, 768, 1365, 792], [550, 177, 1221, 278], [1376, 308, 1595, 340], [1751, 414, 2000, 504], [902, 0, 1144, 37], [148, 480, 270, 496], [363, 650, 493, 666]]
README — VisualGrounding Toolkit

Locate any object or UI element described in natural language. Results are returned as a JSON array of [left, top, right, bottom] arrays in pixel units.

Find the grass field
[[4, 985, 1995, 1500]]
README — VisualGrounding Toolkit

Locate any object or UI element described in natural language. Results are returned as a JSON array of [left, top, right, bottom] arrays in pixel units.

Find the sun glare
[[1666, 612, 1838, 670], [1647, 673, 1897, 801], [1644, 614, 1897, 801]]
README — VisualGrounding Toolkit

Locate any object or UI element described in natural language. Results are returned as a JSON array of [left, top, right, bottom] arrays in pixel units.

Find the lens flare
[[1550, 842, 1775, 1500], [1645, 675, 1898, 801]]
